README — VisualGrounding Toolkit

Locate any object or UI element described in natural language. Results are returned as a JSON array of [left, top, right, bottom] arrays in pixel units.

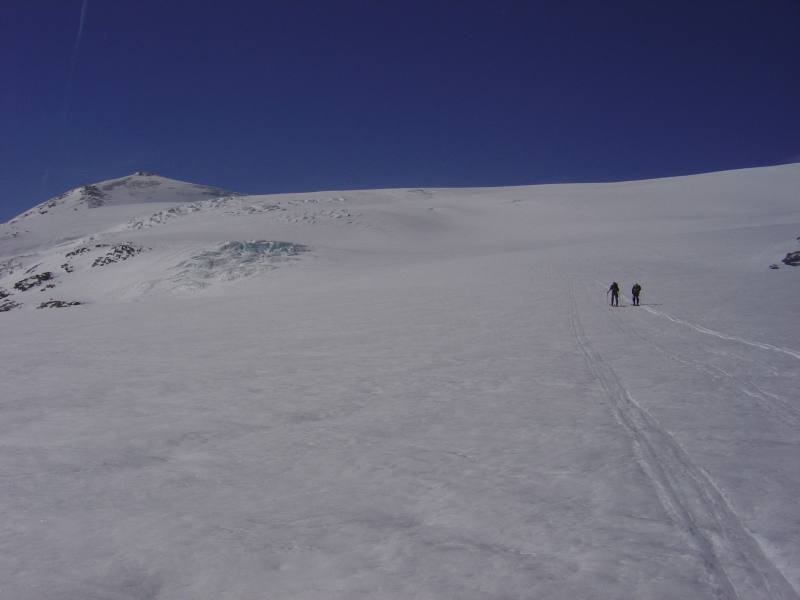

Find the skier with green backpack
[[631, 283, 642, 306]]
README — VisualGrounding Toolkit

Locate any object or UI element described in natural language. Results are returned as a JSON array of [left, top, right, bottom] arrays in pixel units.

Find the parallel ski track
[[590, 279, 800, 429], [598, 285, 800, 430], [568, 281, 799, 600]]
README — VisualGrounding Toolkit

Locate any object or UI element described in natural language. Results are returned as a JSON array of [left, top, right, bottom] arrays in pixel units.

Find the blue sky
[[2, 0, 799, 221]]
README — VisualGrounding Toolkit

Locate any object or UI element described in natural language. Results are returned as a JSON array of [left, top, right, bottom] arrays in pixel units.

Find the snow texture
[[171, 241, 308, 289], [0, 164, 799, 599]]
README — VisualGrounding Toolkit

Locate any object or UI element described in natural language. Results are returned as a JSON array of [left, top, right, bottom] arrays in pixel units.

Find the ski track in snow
[[639, 305, 800, 362], [595, 283, 800, 430], [568, 280, 800, 600], [609, 305, 800, 431]]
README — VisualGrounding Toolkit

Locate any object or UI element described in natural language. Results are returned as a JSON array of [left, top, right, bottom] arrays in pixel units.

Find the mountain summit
[[10, 172, 238, 222]]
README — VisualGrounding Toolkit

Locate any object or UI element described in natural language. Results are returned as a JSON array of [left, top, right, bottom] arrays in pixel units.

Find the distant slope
[[8, 172, 238, 223], [0, 172, 240, 257], [1, 162, 798, 313]]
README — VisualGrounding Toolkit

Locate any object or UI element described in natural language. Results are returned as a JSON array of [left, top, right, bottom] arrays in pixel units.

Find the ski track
[[591, 279, 800, 428], [640, 305, 800, 362], [568, 281, 799, 600], [596, 285, 800, 430]]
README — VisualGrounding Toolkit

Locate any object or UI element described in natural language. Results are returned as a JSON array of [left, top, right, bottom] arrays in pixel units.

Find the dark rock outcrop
[[14, 272, 54, 292], [91, 244, 144, 267], [0, 299, 21, 312], [80, 184, 106, 208], [782, 251, 800, 267], [65, 247, 91, 258], [37, 300, 82, 309]]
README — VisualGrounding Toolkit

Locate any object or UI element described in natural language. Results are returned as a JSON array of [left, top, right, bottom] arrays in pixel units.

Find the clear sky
[[2, 0, 799, 221]]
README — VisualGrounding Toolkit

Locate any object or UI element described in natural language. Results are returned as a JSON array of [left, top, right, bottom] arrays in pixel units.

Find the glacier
[[0, 166, 799, 599]]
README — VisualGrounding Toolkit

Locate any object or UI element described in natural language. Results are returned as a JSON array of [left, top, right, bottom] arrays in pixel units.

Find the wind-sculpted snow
[[170, 241, 308, 289], [127, 195, 358, 230], [125, 196, 282, 229], [0, 257, 23, 278]]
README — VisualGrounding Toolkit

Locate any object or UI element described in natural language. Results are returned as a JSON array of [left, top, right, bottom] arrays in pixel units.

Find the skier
[[607, 282, 620, 307], [631, 283, 642, 306]]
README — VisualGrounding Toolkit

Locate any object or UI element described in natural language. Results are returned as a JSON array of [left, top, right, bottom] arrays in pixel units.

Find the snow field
[[0, 165, 799, 598]]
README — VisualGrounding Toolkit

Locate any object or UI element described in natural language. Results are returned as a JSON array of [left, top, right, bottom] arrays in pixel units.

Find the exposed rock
[[91, 243, 145, 267], [14, 272, 54, 292], [65, 246, 91, 258], [37, 300, 82, 309], [0, 287, 10, 299], [782, 251, 800, 267], [0, 299, 21, 312], [80, 184, 106, 208]]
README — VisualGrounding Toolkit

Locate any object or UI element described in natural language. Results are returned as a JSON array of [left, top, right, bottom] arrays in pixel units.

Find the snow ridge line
[[600, 288, 800, 429], [568, 281, 799, 600], [641, 305, 800, 361]]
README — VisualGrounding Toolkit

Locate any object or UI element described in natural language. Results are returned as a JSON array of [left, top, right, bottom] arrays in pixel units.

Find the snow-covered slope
[[11, 171, 237, 218], [0, 172, 238, 258], [1, 164, 799, 599]]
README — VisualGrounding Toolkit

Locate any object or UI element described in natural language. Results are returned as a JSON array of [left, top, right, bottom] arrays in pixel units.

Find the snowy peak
[[9, 172, 238, 222]]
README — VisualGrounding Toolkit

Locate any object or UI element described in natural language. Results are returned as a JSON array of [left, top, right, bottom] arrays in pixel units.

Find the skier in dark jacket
[[631, 283, 642, 306], [608, 282, 620, 306]]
